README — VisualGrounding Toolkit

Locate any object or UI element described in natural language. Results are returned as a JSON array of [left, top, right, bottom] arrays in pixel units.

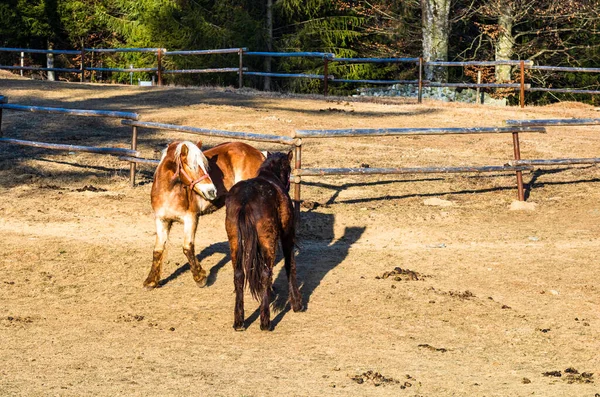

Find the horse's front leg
[[144, 218, 172, 289], [183, 214, 207, 288], [282, 234, 304, 312]]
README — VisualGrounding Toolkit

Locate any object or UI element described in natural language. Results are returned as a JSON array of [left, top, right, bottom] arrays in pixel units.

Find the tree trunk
[[421, 0, 451, 82], [263, 0, 273, 91], [495, 3, 514, 83]]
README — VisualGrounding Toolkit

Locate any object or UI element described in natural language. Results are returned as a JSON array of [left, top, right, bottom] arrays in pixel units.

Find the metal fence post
[[130, 125, 138, 186], [512, 131, 525, 200], [418, 57, 423, 104]]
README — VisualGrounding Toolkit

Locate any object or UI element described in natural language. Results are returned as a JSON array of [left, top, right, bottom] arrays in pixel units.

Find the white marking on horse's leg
[[182, 214, 197, 251], [154, 218, 171, 252], [144, 218, 172, 289]]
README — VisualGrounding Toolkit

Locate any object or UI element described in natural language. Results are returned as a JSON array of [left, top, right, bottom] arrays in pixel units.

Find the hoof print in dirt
[[418, 343, 448, 353], [376, 267, 424, 281], [116, 314, 145, 323], [3, 316, 35, 327], [350, 371, 416, 388], [429, 287, 475, 300]]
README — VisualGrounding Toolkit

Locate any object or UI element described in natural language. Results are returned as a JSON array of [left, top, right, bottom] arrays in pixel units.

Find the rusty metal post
[[418, 57, 423, 104], [323, 58, 329, 97], [519, 60, 525, 109], [512, 131, 525, 201], [80, 46, 86, 83], [157, 49, 163, 86], [293, 139, 302, 222], [238, 48, 244, 89], [130, 125, 138, 186]]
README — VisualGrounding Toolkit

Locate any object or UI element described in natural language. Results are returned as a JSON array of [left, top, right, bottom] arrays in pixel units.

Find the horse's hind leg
[[282, 234, 304, 312], [144, 218, 172, 289], [259, 238, 276, 331], [226, 219, 245, 331], [183, 214, 207, 288]]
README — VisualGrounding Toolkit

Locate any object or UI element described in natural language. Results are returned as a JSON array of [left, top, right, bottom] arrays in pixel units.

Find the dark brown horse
[[144, 141, 265, 290], [225, 151, 303, 331]]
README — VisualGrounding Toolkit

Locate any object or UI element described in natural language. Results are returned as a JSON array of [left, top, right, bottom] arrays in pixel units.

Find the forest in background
[[0, 0, 599, 104]]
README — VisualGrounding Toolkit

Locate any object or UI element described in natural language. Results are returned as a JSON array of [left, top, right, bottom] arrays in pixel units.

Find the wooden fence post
[[238, 48, 244, 89], [130, 125, 138, 186], [476, 71, 482, 104], [293, 138, 302, 223], [520, 60, 525, 108], [512, 131, 525, 200], [418, 57, 423, 104], [323, 57, 329, 96], [157, 49, 163, 86], [0, 96, 6, 137], [80, 46, 86, 83]]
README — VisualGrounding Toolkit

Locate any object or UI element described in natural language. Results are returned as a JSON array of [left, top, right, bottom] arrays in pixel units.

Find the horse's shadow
[[261, 210, 365, 330], [159, 241, 230, 288]]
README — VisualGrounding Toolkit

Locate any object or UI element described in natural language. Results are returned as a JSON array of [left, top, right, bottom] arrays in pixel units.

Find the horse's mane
[[164, 141, 209, 174], [259, 153, 287, 177]]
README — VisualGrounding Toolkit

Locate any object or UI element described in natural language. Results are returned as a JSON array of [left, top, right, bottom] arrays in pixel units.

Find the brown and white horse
[[144, 141, 265, 290]]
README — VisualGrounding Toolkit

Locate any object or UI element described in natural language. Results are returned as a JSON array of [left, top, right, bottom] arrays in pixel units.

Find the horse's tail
[[235, 206, 265, 300]]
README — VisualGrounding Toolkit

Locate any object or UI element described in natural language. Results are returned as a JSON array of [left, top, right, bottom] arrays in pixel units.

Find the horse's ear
[[287, 150, 293, 162], [196, 141, 203, 150], [180, 143, 189, 162], [266, 151, 273, 157]]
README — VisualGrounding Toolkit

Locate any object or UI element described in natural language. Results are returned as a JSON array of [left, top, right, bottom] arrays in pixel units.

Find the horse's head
[[175, 141, 218, 201], [263, 150, 293, 191]]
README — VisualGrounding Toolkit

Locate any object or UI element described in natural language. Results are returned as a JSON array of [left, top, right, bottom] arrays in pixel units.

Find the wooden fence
[[2, 47, 599, 105], [505, 118, 600, 167], [2, 94, 599, 216], [0, 95, 141, 184], [290, 125, 547, 215]]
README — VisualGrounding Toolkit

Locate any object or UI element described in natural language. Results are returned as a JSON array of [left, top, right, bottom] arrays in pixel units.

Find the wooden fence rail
[[3, 46, 600, 102], [504, 118, 600, 169], [0, 97, 141, 184], [290, 125, 547, 216]]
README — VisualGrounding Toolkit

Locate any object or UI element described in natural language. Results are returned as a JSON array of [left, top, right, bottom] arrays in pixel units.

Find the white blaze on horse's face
[[177, 142, 218, 201]]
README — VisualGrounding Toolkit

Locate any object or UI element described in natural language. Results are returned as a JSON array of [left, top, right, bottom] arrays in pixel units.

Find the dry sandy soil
[[1, 73, 599, 396]]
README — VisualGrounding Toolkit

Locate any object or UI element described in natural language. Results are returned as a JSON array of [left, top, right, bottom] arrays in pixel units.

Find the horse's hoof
[[233, 324, 246, 332], [260, 322, 272, 331], [143, 281, 158, 290], [196, 277, 208, 288], [293, 304, 305, 313]]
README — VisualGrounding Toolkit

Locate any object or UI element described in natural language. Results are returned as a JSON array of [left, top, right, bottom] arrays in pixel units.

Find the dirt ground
[[1, 73, 599, 396]]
